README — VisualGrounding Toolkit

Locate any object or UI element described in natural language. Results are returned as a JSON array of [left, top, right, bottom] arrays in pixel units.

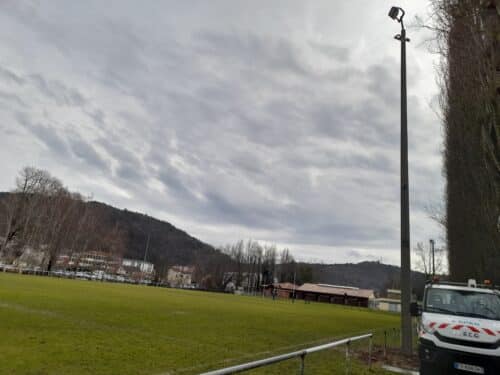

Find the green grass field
[[0, 273, 399, 374]]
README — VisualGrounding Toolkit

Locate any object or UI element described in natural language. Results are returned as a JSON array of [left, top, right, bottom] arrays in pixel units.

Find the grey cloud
[[0, 66, 86, 108], [309, 41, 350, 62], [196, 31, 310, 77], [230, 152, 267, 176], [67, 134, 109, 172], [346, 250, 381, 262], [98, 137, 140, 168], [0, 66, 25, 85], [96, 137, 147, 182], [347, 249, 363, 259], [0, 90, 25, 108], [367, 64, 400, 106], [157, 164, 195, 201], [17, 114, 70, 157], [284, 144, 397, 173], [115, 162, 144, 182], [201, 190, 293, 230], [28, 74, 86, 107], [312, 99, 398, 148], [86, 109, 106, 126]]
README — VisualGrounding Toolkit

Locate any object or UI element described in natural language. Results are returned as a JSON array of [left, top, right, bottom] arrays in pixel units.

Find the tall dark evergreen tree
[[431, 1, 500, 282]]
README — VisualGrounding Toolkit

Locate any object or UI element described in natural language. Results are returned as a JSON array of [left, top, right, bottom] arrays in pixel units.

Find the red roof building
[[295, 283, 375, 307]]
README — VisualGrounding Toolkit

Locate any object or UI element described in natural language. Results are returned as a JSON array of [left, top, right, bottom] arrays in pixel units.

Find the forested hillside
[[85, 201, 223, 274]]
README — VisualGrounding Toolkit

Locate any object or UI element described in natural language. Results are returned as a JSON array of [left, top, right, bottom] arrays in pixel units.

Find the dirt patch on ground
[[356, 346, 419, 371]]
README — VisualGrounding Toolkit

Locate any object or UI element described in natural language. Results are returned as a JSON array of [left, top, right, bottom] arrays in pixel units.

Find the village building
[[55, 252, 154, 279], [12, 247, 46, 269], [369, 289, 402, 312], [387, 289, 401, 300], [121, 258, 154, 274], [295, 283, 375, 307], [117, 259, 155, 280], [167, 265, 195, 288], [223, 271, 263, 290], [370, 298, 401, 312], [56, 251, 121, 273], [263, 282, 298, 298]]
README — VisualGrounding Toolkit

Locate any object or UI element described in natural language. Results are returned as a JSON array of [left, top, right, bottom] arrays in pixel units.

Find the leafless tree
[[413, 242, 446, 280], [0, 167, 127, 270], [278, 248, 296, 283]]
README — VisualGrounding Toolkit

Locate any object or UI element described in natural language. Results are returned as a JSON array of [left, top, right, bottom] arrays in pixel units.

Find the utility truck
[[412, 279, 500, 374]]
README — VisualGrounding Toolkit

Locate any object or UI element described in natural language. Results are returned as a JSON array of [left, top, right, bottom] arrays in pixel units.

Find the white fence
[[200, 333, 373, 375]]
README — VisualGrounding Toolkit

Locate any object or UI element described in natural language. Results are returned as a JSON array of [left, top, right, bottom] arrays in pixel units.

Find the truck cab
[[417, 279, 500, 374]]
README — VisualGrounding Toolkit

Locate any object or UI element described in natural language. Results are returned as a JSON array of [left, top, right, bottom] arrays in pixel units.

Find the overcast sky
[[0, 1, 443, 265]]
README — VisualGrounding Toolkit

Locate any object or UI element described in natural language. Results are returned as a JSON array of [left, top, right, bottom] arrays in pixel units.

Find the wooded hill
[[0, 191, 224, 276], [85, 200, 224, 274]]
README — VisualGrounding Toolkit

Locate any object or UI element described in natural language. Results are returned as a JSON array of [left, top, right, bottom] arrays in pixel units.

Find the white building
[[122, 258, 154, 274], [13, 247, 46, 269], [370, 298, 402, 313], [369, 289, 402, 312], [56, 251, 121, 272], [167, 265, 194, 287]]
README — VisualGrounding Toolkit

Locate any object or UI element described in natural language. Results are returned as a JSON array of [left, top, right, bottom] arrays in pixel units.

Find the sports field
[[0, 273, 399, 374]]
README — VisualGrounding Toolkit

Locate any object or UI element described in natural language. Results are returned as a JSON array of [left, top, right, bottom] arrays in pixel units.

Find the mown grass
[[0, 272, 399, 374]]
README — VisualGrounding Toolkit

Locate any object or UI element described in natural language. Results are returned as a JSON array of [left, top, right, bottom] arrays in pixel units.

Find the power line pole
[[388, 6, 412, 355], [430, 239, 435, 277], [142, 215, 152, 282]]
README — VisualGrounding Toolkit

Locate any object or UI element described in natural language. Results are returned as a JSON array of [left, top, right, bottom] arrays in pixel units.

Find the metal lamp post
[[430, 239, 435, 277], [136, 214, 153, 283], [388, 5, 412, 355]]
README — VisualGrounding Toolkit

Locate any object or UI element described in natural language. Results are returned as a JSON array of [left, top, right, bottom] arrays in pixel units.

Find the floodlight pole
[[390, 6, 412, 355], [142, 215, 152, 282], [430, 239, 435, 277]]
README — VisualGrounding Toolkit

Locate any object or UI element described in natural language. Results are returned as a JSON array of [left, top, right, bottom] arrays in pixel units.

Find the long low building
[[295, 283, 375, 307], [263, 282, 298, 298]]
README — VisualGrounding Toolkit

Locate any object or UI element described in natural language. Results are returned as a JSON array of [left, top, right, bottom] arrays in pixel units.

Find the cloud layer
[[0, 0, 444, 264]]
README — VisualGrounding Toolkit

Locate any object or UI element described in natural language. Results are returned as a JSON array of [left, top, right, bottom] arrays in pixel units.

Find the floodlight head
[[388, 6, 405, 23], [388, 7, 399, 20]]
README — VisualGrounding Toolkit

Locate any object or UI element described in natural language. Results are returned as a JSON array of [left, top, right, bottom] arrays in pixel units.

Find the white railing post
[[384, 330, 387, 358], [345, 340, 350, 375], [299, 353, 305, 375], [368, 335, 372, 369]]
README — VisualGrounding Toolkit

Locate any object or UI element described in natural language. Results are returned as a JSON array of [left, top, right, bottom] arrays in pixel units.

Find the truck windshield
[[425, 288, 500, 320]]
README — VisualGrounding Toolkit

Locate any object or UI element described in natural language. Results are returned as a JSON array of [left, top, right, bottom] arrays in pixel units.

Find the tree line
[[0, 167, 125, 270], [192, 239, 313, 291]]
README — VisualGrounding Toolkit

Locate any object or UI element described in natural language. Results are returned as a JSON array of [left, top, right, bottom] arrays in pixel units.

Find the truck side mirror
[[410, 302, 421, 317]]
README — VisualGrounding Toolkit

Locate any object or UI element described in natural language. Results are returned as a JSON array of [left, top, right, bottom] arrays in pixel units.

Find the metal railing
[[200, 333, 373, 375]]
